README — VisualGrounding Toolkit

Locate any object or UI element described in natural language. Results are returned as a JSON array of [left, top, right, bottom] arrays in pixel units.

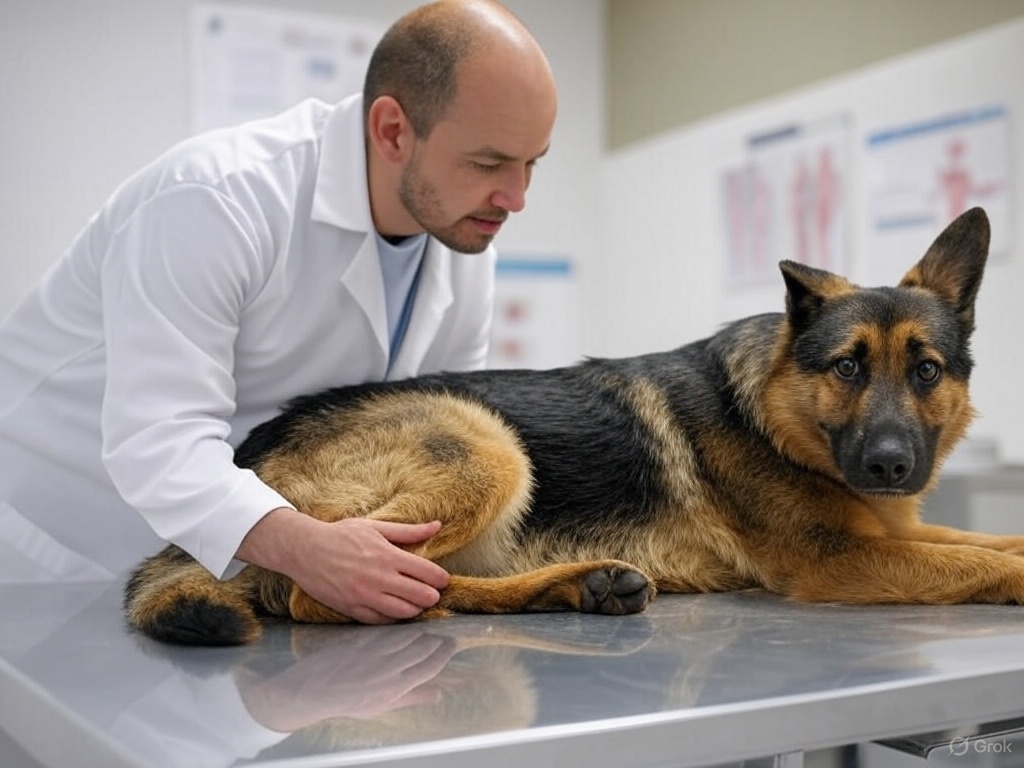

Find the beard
[[398, 158, 505, 255]]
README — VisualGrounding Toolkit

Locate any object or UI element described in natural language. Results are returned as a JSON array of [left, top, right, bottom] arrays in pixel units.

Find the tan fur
[[625, 378, 761, 592]]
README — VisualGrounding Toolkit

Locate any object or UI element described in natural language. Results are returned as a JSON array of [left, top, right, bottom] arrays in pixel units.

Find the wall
[[607, 0, 1024, 149], [597, 19, 1024, 463], [6, 2, 1024, 462], [0, 0, 605, 355]]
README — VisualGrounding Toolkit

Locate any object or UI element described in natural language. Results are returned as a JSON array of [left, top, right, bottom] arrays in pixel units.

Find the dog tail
[[123, 545, 262, 646]]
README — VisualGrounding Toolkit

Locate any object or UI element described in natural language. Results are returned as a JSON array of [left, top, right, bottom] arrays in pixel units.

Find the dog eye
[[917, 360, 941, 383], [833, 358, 859, 379]]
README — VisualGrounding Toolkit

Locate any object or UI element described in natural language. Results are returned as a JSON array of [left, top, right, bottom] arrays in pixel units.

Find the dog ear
[[899, 207, 989, 334], [779, 260, 850, 332]]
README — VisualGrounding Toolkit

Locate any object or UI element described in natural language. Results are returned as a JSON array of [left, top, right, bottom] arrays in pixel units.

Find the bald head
[[364, 0, 555, 138]]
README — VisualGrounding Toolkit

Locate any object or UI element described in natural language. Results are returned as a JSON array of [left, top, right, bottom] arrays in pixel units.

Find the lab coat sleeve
[[98, 183, 293, 578]]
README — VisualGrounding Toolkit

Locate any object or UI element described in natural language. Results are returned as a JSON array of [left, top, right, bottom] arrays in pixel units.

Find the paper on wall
[[190, 4, 385, 134], [863, 105, 1012, 286]]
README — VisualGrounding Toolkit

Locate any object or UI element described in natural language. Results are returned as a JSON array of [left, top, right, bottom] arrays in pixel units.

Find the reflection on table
[[3, 582, 1024, 767]]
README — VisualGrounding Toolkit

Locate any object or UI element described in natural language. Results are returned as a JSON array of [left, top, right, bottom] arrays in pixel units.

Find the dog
[[124, 207, 1024, 646]]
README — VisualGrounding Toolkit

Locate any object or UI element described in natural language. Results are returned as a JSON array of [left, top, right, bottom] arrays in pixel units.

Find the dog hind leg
[[426, 561, 655, 617], [285, 395, 539, 623], [281, 406, 656, 621], [288, 558, 656, 623]]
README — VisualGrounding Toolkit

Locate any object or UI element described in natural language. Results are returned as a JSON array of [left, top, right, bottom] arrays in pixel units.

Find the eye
[[917, 360, 941, 383], [470, 161, 502, 173], [833, 357, 859, 379]]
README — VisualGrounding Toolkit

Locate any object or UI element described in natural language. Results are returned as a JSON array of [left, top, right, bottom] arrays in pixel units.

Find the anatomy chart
[[863, 105, 1011, 285], [721, 116, 850, 287]]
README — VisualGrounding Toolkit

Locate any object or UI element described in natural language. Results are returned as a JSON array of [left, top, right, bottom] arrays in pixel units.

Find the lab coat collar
[[339, 234, 390, 359], [311, 93, 373, 232], [338, 233, 455, 380], [313, 93, 455, 379]]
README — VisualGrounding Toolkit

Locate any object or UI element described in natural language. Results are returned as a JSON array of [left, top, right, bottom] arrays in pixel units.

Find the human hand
[[237, 624, 457, 730], [293, 516, 451, 624], [238, 508, 450, 624]]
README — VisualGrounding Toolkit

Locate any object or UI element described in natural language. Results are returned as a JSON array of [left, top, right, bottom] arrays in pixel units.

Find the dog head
[[771, 207, 989, 496]]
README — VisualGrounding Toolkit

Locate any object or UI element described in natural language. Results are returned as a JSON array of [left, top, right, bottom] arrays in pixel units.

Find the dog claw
[[581, 566, 652, 614]]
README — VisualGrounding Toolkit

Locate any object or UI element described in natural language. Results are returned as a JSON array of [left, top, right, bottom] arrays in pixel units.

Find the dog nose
[[863, 435, 914, 487]]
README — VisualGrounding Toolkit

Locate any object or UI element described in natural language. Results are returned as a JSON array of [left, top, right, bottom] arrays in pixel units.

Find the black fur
[[146, 597, 253, 647], [237, 364, 681, 539]]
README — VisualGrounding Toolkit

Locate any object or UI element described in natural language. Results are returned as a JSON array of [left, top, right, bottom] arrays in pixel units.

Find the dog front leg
[[783, 539, 1024, 604], [892, 522, 1024, 555]]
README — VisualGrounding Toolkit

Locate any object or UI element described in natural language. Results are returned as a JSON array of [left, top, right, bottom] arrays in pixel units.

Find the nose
[[491, 165, 529, 213], [862, 434, 915, 487]]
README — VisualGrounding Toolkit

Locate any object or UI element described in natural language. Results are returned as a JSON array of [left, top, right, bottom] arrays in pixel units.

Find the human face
[[398, 143, 540, 254], [396, 56, 556, 254]]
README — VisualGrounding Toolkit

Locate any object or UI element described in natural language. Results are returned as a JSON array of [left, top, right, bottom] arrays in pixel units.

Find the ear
[[898, 207, 989, 334], [779, 260, 853, 333], [366, 96, 414, 164]]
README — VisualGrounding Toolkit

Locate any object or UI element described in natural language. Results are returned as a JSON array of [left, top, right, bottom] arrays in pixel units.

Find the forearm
[[235, 506, 321, 577]]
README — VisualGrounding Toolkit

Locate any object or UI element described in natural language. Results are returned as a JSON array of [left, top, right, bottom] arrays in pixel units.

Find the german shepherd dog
[[125, 207, 1024, 646]]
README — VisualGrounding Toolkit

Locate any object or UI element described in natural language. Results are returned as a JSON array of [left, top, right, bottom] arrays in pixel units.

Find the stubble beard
[[398, 161, 499, 255]]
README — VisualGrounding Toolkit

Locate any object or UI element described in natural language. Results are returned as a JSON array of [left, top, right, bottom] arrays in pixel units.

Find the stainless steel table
[[2, 581, 1023, 768]]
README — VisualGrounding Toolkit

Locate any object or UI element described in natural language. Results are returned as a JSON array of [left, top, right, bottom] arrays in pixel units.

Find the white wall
[[0, 0, 605, 354], [597, 19, 1024, 464]]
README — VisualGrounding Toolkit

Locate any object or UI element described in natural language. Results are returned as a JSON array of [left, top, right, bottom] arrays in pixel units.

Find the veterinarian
[[0, 0, 557, 625]]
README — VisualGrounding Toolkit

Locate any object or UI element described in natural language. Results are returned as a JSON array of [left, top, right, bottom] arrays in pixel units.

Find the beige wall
[[608, 0, 1024, 149]]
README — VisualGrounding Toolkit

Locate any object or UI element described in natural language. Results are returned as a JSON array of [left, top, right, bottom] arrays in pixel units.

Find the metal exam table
[[2, 580, 1024, 768]]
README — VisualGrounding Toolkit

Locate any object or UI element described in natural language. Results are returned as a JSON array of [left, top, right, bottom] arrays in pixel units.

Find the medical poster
[[721, 115, 850, 287], [487, 258, 578, 370], [190, 4, 386, 133], [863, 105, 1011, 285]]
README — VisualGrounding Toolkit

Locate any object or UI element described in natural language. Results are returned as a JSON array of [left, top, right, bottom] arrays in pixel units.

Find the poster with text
[[191, 4, 385, 133], [863, 106, 1011, 285]]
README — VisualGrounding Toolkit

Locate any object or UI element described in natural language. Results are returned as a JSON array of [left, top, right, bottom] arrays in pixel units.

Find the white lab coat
[[0, 94, 496, 583]]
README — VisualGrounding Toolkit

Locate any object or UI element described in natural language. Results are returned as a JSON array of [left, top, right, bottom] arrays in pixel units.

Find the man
[[0, 0, 558, 625]]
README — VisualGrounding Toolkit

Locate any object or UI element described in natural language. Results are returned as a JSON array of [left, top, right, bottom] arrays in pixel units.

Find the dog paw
[[581, 566, 653, 615]]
